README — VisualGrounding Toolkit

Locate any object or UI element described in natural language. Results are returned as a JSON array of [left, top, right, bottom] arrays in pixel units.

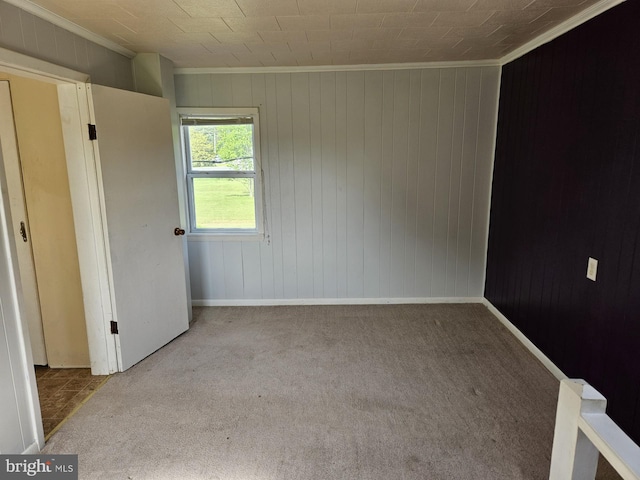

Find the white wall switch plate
[[587, 257, 598, 281]]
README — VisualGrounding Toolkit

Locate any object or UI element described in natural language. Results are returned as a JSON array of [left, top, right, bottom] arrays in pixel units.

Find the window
[[179, 108, 263, 238]]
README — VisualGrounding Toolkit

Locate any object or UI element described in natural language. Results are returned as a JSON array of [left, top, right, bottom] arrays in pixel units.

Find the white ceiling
[[24, 0, 603, 68]]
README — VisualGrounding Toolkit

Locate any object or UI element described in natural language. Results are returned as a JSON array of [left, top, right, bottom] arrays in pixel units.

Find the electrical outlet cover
[[587, 257, 598, 281]]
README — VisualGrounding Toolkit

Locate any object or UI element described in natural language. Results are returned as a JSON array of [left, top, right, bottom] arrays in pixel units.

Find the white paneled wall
[[0, 0, 133, 90], [175, 67, 500, 303]]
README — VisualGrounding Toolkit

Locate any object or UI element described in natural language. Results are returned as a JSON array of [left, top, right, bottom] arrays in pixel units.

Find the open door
[[0, 81, 47, 366], [89, 85, 189, 371], [0, 120, 44, 452]]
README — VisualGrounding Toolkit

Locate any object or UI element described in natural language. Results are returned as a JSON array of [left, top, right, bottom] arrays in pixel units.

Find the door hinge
[[110, 320, 118, 334], [88, 124, 97, 140]]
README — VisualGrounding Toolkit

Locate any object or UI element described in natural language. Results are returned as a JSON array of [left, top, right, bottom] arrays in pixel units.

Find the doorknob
[[19, 221, 27, 242], [174, 228, 186, 236]]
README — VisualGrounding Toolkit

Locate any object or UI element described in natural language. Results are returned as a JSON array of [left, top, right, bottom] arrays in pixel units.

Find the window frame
[[178, 107, 264, 240]]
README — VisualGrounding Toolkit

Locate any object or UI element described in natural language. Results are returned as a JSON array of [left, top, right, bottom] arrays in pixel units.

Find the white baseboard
[[192, 297, 484, 307], [23, 441, 41, 454], [482, 299, 567, 381]]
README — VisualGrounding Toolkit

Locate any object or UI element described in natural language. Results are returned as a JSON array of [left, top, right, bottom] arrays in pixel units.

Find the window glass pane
[[193, 177, 256, 230], [187, 123, 254, 172]]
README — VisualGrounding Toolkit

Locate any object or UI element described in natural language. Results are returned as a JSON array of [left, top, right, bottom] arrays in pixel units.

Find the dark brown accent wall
[[485, 0, 640, 443]]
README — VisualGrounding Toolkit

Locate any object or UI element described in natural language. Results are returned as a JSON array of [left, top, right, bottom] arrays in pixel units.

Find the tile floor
[[35, 366, 109, 438]]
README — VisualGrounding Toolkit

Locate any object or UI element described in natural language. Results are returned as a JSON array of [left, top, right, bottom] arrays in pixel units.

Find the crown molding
[[4, 0, 626, 72], [4, 0, 135, 58], [500, 0, 626, 65], [174, 59, 501, 75]]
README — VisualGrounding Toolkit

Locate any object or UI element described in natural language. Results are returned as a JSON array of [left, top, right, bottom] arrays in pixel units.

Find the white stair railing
[[549, 379, 640, 480]]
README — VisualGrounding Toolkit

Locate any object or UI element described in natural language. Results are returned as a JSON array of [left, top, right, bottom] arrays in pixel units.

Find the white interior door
[[0, 81, 47, 366], [90, 85, 189, 371], [0, 135, 44, 453]]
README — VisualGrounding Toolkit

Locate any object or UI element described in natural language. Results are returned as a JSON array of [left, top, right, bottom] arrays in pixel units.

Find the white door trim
[[0, 46, 88, 83], [0, 48, 118, 375], [58, 84, 119, 374]]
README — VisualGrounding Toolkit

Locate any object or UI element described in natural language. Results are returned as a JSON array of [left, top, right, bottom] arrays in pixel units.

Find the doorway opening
[[0, 47, 191, 452], [0, 77, 90, 369], [0, 75, 103, 439], [0, 49, 113, 450]]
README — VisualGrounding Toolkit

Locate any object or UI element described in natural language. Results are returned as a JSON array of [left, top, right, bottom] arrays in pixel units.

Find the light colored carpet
[[42, 304, 616, 479]]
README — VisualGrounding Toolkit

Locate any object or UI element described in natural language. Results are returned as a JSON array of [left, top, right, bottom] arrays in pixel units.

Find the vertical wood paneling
[[174, 75, 199, 106], [390, 71, 410, 297], [209, 242, 227, 300], [222, 242, 243, 298], [456, 69, 482, 297], [259, 241, 275, 299], [363, 71, 383, 298], [291, 74, 314, 298], [195, 74, 213, 105], [190, 241, 225, 300], [309, 73, 324, 298], [241, 242, 262, 299], [211, 75, 232, 106], [0, 0, 133, 90], [178, 65, 500, 302], [186, 242, 204, 300], [264, 74, 284, 298], [335, 72, 348, 297], [346, 71, 365, 297], [404, 70, 422, 297], [232, 75, 262, 299], [251, 74, 276, 299], [276, 74, 298, 297], [379, 71, 395, 298], [415, 70, 440, 297], [485, 0, 640, 443], [432, 69, 456, 297], [320, 72, 338, 298], [446, 69, 467, 297], [231, 75, 252, 105]]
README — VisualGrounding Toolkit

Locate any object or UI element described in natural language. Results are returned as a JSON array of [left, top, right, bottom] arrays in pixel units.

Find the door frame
[[58, 83, 119, 374], [0, 46, 119, 375]]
